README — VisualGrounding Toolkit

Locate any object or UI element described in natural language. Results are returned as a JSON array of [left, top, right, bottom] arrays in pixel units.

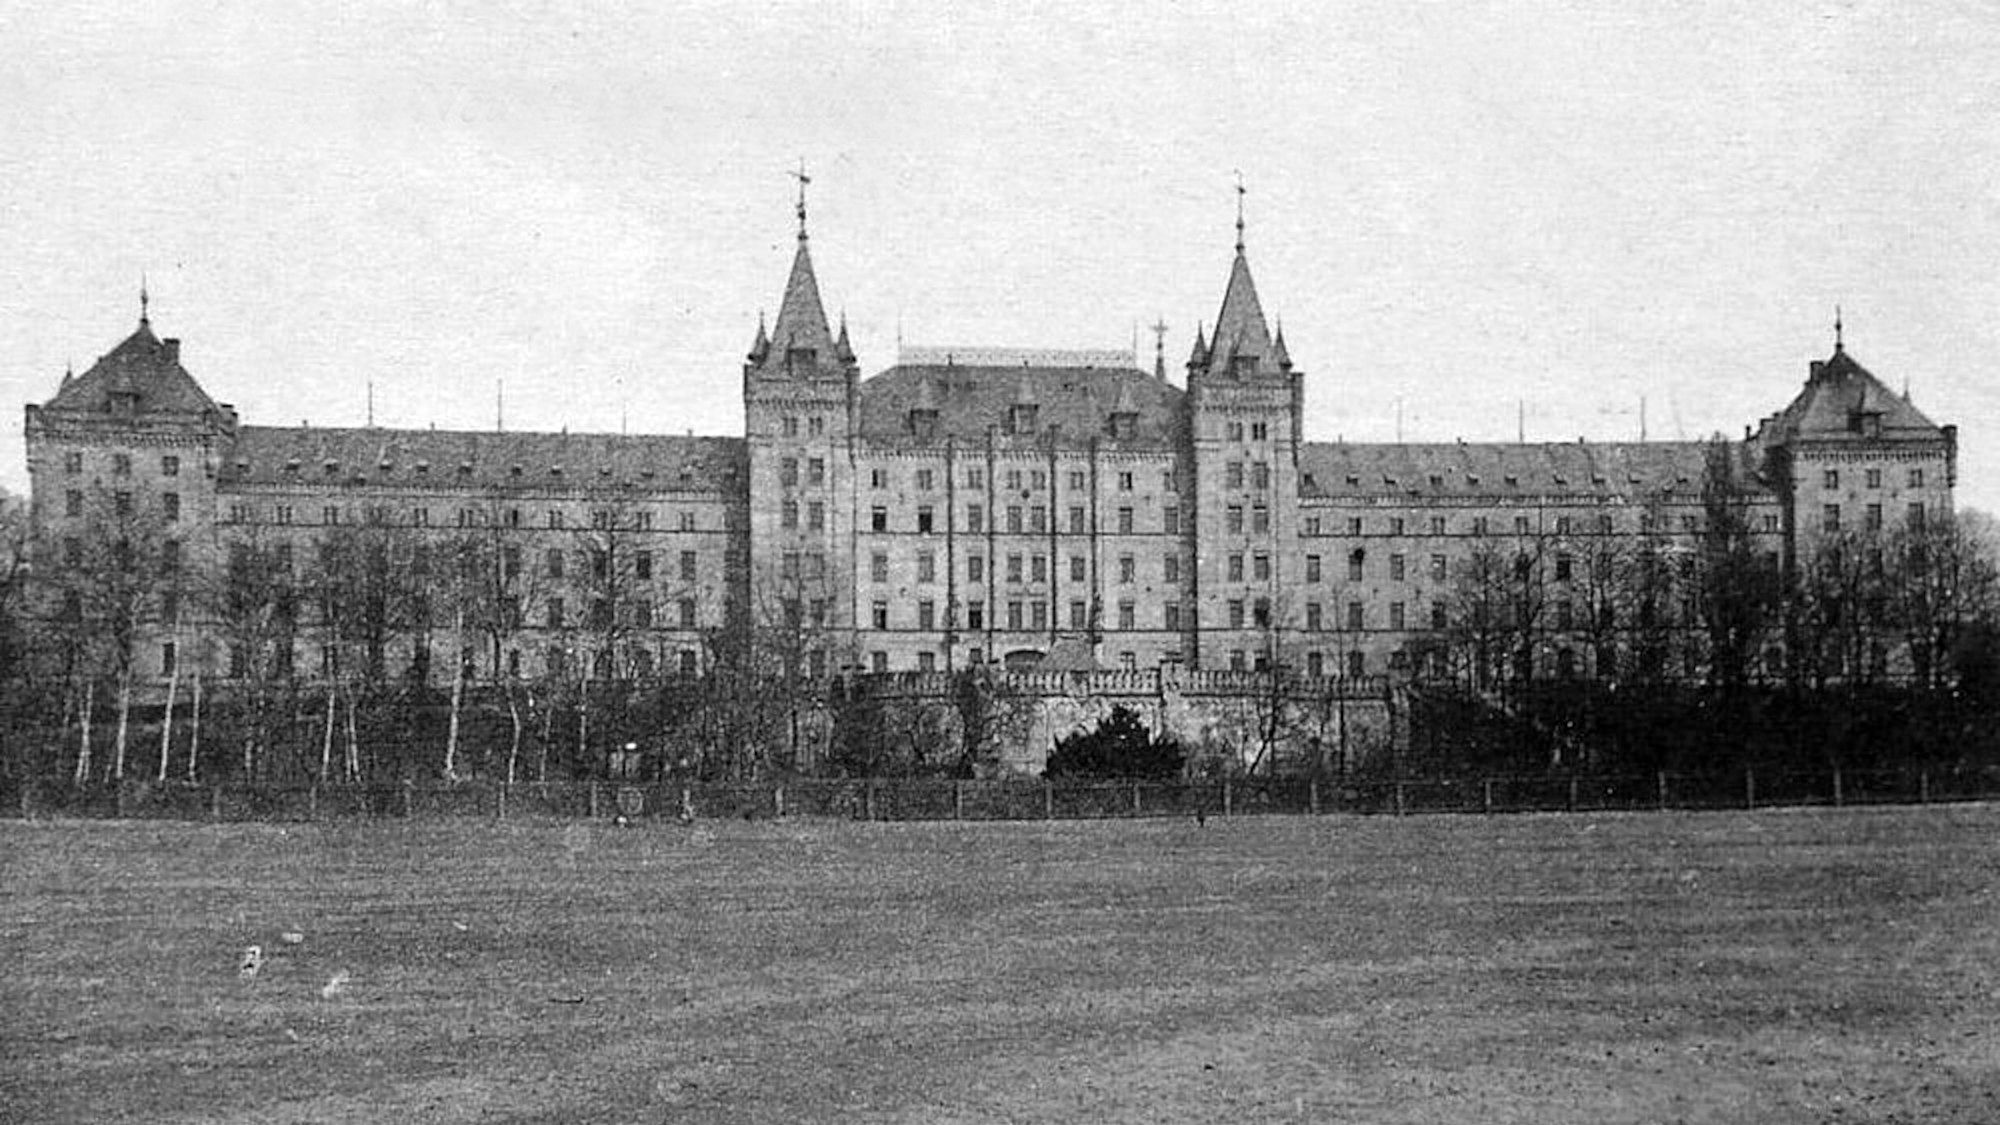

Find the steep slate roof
[[855, 364, 1184, 447], [219, 427, 746, 493], [41, 319, 223, 416], [1295, 441, 1763, 500], [1209, 251, 1274, 363], [762, 238, 836, 362], [1756, 347, 1943, 446]]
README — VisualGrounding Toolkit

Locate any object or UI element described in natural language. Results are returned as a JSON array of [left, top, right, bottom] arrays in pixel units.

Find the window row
[[1822, 467, 1926, 490], [843, 465, 1184, 495], [220, 504, 705, 532], [60, 451, 180, 478]]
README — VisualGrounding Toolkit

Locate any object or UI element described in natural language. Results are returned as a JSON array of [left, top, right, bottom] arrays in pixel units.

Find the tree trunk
[[443, 611, 465, 782], [187, 672, 203, 783], [112, 670, 132, 782], [75, 680, 95, 785], [158, 628, 181, 783], [506, 686, 523, 785], [321, 685, 336, 782], [344, 693, 361, 782]]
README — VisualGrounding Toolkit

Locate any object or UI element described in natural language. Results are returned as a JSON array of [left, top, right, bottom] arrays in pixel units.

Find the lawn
[[4, 806, 1999, 1123]]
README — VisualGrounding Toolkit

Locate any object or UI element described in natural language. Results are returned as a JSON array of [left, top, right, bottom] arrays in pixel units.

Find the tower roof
[[1757, 346, 1944, 446], [767, 239, 836, 362], [1211, 251, 1274, 362], [41, 317, 221, 417]]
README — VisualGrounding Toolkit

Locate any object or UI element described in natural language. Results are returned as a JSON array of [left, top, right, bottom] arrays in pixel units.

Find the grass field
[[4, 807, 2000, 1124]]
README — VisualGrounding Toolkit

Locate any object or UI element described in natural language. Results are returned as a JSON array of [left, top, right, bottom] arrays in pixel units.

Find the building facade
[[21, 211, 1960, 690]]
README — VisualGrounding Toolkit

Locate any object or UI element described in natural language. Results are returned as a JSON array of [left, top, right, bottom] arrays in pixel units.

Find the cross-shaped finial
[[790, 159, 812, 241], [1233, 171, 1247, 253], [1834, 304, 1844, 352], [139, 272, 150, 325]]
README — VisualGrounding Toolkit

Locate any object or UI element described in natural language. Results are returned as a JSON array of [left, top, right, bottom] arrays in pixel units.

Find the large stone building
[[21, 207, 1960, 691]]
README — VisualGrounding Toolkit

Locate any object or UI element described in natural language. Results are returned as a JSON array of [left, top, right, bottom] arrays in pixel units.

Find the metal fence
[[7, 766, 1999, 824]]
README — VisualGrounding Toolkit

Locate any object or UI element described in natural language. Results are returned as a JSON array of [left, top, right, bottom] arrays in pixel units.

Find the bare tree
[[1694, 438, 1784, 688], [1883, 512, 2000, 690]]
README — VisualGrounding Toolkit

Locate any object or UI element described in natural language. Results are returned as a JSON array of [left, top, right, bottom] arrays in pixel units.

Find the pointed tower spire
[[763, 223, 836, 371], [835, 310, 855, 363], [749, 310, 770, 362], [1187, 321, 1209, 369], [1271, 315, 1291, 370]]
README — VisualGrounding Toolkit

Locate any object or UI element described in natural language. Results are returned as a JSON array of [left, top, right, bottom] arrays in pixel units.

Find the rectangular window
[[1909, 468, 1925, 488], [871, 507, 888, 532], [678, 550, 696, 581], [1252, 505, 1269, 533], [1118, 471, 1134, 492], [1118, 507, 1135, 534], [112, 453, 132, 477], [1348, 517, 1364, 536], [547, 598, 565, 628], [1432, 602, 1448, 630], [1306, 554, 1323, 583], [1823, 504, 1841, 532], [808, 457, 826, 485], [1306, 603, 1322, 631], [1909, 503, 1927, 528], [871, 468, 889, 489], [1347, 651, 1365, 679], [780, 457, 799, 486], [1119, 555, 1136, 584], [967, 504, 984, 533], [1389, 554, 1406, 581], [1431, 554, 1448, 582], [1226, 462, 1244, 489], [679, 598, 696, 628], [917, 506, 934, 533], [1555, 554, 1573, 581], [1069, 507, 1086, 534], [1389, 602, 1406, 630], [160, 455, 180, 477], [1429, 516, 1447, 535], [918, 552, 936, 583], [1030, 506, 1047, 532], [1253, 553, 1271, 581], [1347, 601, 1364, 630], [1164, 507, 1180, 534], [1069, 471, 1087, 491], [1165, 603, 1182, 631], [1865, 504, 1882, 532], [872, 601, 889, 629], [1118, 602, 1136, 630], [1007, 554, 1023, 583], [1228, 600, 1245, 628], [968, 554, 984, 582], [968, 604, 985, 630], [64, 490, 83, 517], [1823, 469, 1840, 490], [1031, 555, 1047, 583], [546, 549, 565, 579], [680, 511, 696, 531], [1164, 554, 1180, 584], [1007, 506, 1023, 533], [635, 551, 653, 580], [160, 540, 181, 574], [916, 468, 934, 491], [781, 501, 798, 530], [871, 552, 889, 582], [871, 651, 889, 673], [1070, 555, 1086, 582], [1348, 552, 1364, 581], [1007, 601, 1024, 630], [1070, 600, 1088, 629], [1227, 505, 1244, 533], [63, 451, 82, 474], [1474, 516, 1489, 536], [1228, 554, 1244, 582], [1030, 601, 1047, 629], [966, 468, 985, 489], [1252, 462, 1270, 490]]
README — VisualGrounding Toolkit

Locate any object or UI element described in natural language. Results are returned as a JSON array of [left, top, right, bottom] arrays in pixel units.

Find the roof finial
[[1233, 170, 1246, 254], [1834, 304, 1844, 353], [1150, 317, 1169, 380], [790, 158, 811, 242], [139, 272, 150, 326]]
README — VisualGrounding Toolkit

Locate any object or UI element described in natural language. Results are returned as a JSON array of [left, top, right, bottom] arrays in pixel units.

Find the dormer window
[[1230, 354, 1257, 378], [908, 408, 940, 441], [323, 461, 339, 477], [1107, 412, 1137, 440], [786, 347, 817, 368], [1009, 403, 1039, 435]]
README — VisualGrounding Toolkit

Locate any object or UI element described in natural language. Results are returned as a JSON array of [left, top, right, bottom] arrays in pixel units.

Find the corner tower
[[1183, 199, 1305, 670], [742, 192, 861, 675]]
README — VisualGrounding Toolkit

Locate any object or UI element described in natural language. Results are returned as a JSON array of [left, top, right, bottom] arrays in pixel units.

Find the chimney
[[1808, 359, 1825, 383], [163, 338, 181, 364]]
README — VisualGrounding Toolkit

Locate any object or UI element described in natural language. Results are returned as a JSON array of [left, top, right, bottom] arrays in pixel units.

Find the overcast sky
[[4, 2, 1996, 511]]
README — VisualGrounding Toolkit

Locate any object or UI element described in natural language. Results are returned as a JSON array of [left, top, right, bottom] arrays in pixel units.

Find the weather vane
[[1233, 170, 1246, 252], [790, 158, 811, 241]]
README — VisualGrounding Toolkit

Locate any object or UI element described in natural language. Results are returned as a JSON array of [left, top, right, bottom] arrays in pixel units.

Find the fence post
[[497, 782, 507, 821], [1832, 768, 1843, 808], [588, 779, 599, 819], [1920, 769, 1930, 804], [1483, 779, 1494, 815], [402, 779, 414, 818], [210, 785, 222, 821], [1310, 778, 1320, 816], [1568, 776, 1579, 813], [1745, 768, 1755, 810], [308, 783, 318, 821], [1394, 780, 1406, 817], [865, 781, 877, 822], [953, 780, 963, 820], [1657, 771, 1667, 812], [1223, 779, 1233, 818], [775, 784, 786, 819], [1133, 781, 1141, 817]]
